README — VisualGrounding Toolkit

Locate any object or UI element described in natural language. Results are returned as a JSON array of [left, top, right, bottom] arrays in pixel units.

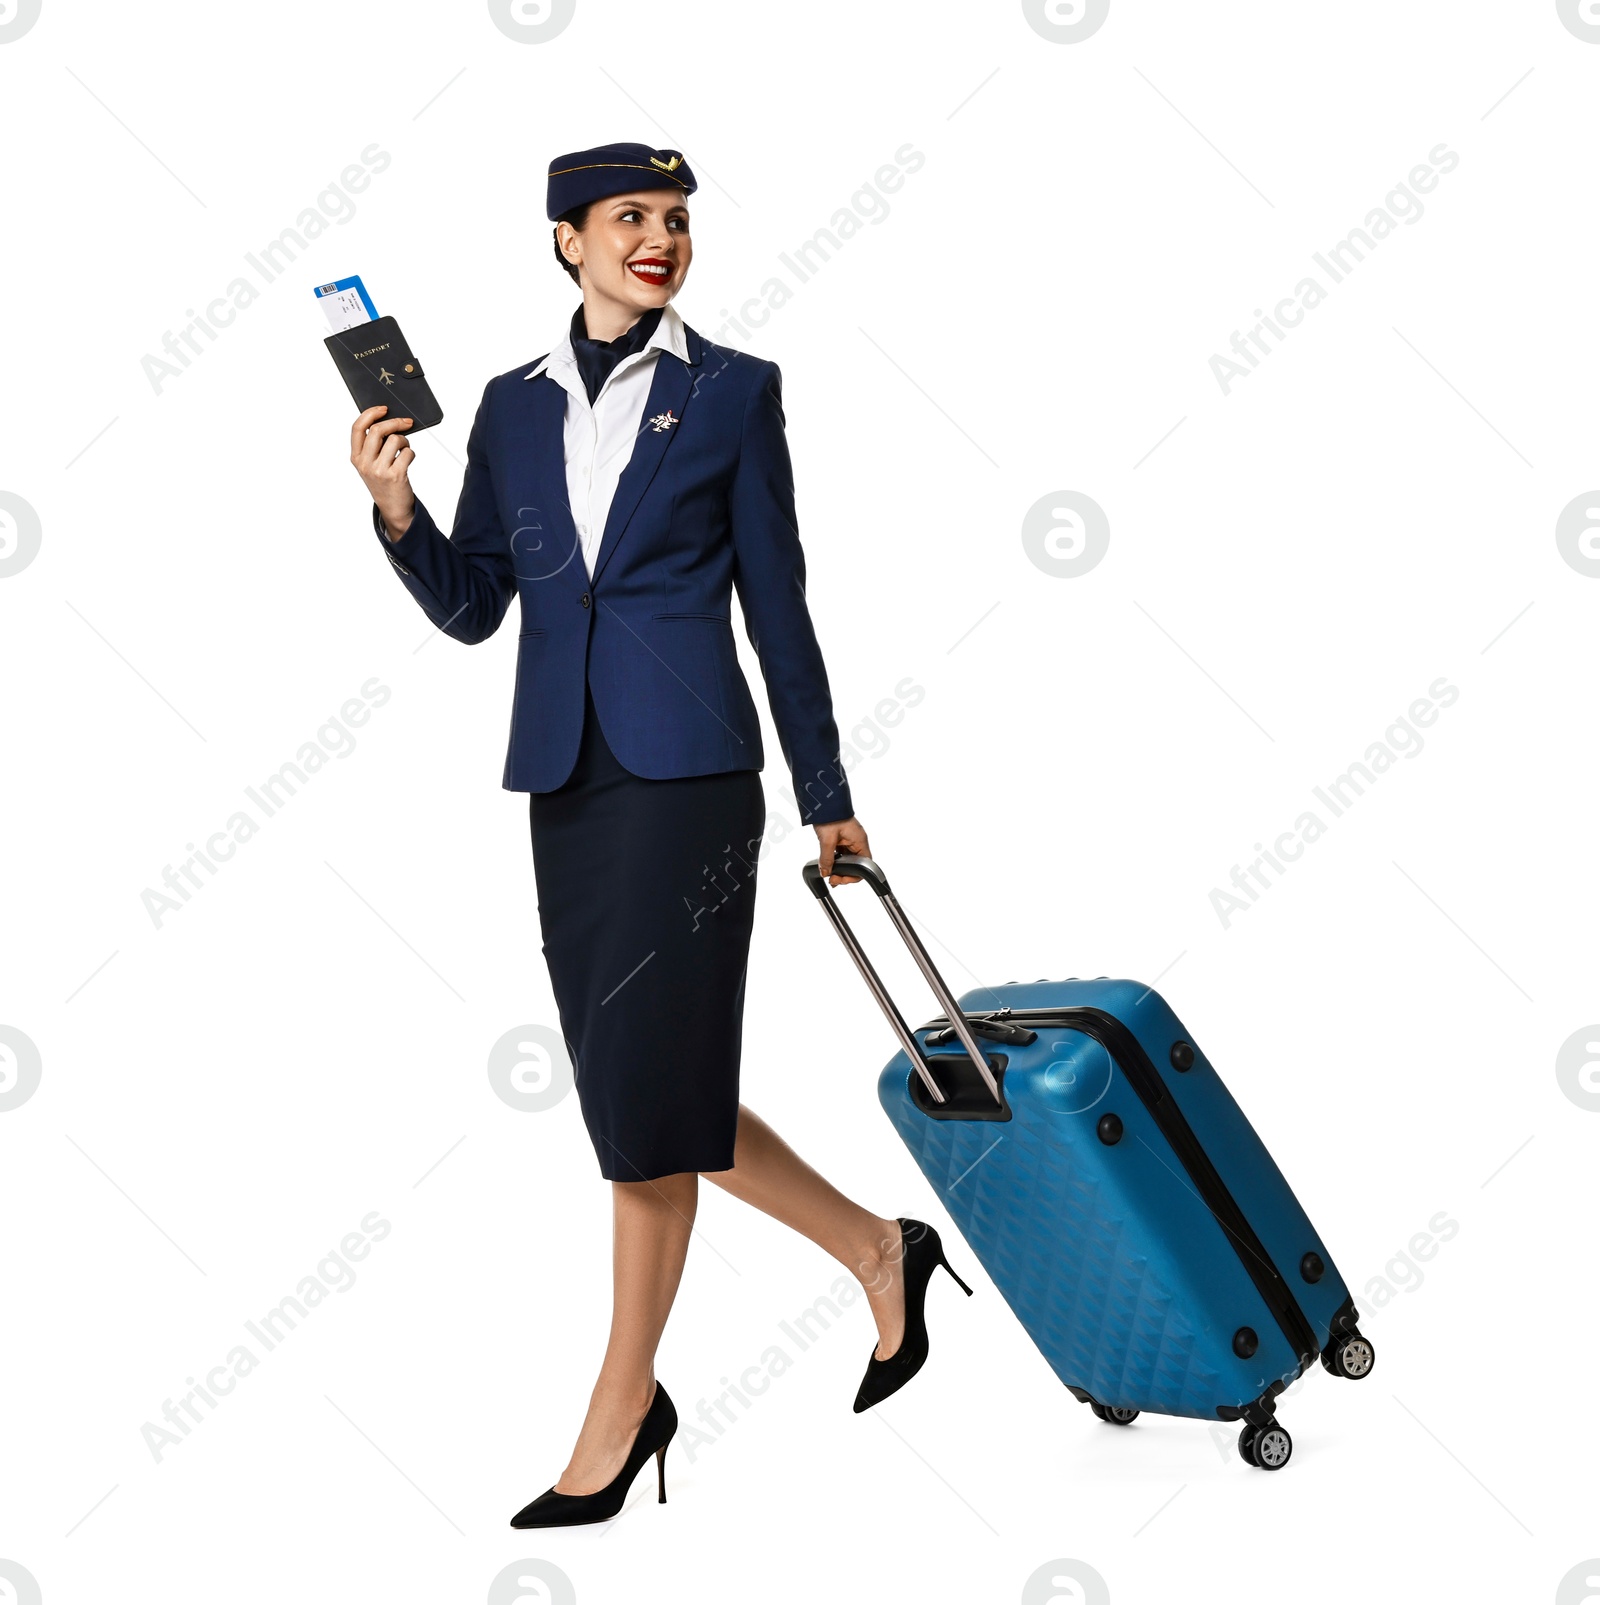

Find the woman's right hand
[[350, 404, 417, 539]]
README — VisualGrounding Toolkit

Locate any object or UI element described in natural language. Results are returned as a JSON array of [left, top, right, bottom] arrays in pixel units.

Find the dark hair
[[552, 202, 594, 286]]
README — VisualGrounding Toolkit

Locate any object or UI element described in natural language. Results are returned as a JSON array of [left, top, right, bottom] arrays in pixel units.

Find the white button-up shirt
[[523, 300, 690, 579]]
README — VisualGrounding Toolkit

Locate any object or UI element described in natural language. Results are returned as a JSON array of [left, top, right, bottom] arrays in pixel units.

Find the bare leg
[[553, 1171, 697, 1495], [702, 1105, 908, 1359]]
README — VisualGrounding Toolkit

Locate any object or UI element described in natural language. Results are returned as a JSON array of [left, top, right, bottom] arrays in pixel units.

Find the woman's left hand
[[814, 817, 870, 885]]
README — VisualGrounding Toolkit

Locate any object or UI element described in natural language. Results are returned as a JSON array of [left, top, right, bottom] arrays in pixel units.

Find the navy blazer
[[372, 319, 855, 827]]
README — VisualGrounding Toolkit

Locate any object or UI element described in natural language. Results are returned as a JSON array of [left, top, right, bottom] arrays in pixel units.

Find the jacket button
[[580, 593, 591, 608]]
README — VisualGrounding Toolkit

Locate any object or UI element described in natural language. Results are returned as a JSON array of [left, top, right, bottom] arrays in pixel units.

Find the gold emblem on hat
[[649, 154, 683, 172]]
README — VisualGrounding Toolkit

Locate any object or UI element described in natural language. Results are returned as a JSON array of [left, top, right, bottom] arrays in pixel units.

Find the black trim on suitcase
[[908, 1054, 1013, 1120], [917, 1006, 1321, 1372]]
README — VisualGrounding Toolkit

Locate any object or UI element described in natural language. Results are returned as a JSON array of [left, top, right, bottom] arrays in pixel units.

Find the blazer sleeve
[[371, 376, 515, 645], [728, 360, 855, 828]]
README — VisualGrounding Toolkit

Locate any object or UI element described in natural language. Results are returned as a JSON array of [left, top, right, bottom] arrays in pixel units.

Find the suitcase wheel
[[1320, 1331, 1377, 1380], [1088, 1400, 1140, 1426], [1240, 1421, 1293, 1470]]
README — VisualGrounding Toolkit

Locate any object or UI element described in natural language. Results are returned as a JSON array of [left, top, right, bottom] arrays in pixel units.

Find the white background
[[2, 2, 1595, 1601]]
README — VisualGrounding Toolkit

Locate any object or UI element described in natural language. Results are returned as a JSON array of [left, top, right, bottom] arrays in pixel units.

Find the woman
[[348, 141, 972, 1528]]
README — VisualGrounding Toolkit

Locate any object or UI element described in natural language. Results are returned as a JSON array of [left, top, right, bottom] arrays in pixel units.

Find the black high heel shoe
[[853, 1218, 973, 1414], [509, 1381, 678, 1528]]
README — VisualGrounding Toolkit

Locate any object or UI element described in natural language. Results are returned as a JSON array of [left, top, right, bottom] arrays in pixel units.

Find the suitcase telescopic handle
[[802, 853, 1002, 1106]]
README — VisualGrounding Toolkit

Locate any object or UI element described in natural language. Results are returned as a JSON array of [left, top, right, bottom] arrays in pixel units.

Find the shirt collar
[[524, 299, 689, 381]]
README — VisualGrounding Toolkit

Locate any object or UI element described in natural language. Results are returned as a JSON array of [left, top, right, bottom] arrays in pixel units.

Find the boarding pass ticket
[[314, 276, 378, 334]]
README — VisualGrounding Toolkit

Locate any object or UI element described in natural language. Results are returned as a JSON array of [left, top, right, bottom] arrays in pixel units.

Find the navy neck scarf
[[569, 303, 665, 407]]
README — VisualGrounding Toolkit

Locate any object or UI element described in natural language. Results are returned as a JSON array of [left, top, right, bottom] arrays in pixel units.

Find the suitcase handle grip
[[801, 855, 1003, 1106], [804, 851, 892, 897]]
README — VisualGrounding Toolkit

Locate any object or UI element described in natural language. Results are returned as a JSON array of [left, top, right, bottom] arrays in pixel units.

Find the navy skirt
[[529, 681, 767, 1182]]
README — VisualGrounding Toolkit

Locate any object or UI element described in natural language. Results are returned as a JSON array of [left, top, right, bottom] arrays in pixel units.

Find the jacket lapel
[[511, 371, 589, 592], [588, 324, 704, 588]]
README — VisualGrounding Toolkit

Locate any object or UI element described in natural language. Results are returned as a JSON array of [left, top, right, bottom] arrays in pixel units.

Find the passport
[[324, 315, 444, 433]]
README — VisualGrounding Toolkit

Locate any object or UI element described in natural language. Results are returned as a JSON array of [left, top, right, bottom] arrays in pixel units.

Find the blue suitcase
[[803, 853, 1375, 1470]]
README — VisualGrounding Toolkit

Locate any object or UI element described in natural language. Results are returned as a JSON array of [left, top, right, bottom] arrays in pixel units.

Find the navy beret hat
[[546, 142, 698, 221]]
